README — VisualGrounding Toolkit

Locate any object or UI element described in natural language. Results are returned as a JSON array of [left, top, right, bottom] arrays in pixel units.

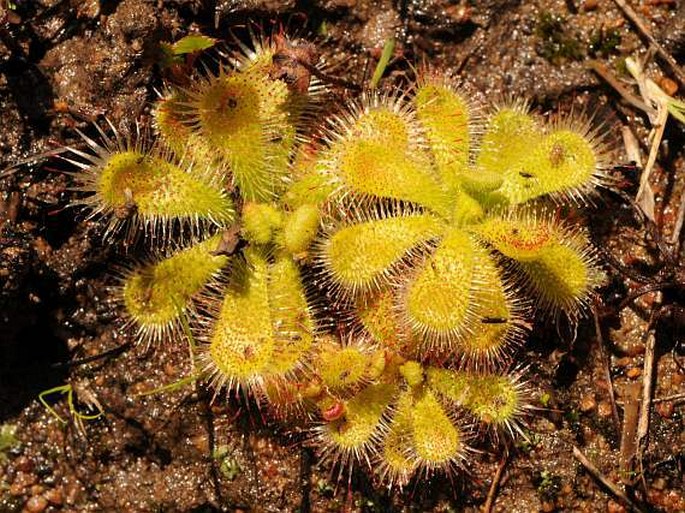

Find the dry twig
[[592, 54, 684, 223], [586, 60, 650, 115], [621, 126, 643, 167], [619, 382, 640, 485], [635, 107, 668, 220], [572, 445, 646, 513], [483, 454, 508, 513], [652, 393, 685, 404], [593, 307, 621, 433], [618, 393, 685, 405], [669, 191, 685, 246], [624, 56, 670, 221], [635, 328, 657, 492], [612, 0, 685, 87]]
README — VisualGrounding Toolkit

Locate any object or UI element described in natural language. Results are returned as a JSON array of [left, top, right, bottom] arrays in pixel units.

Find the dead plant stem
[[636, 328, 657, 492], [612, 0, 685, 87], [572, 445, 646, 513], [594, 307, 621, 433], [483, 454, 508, 513]]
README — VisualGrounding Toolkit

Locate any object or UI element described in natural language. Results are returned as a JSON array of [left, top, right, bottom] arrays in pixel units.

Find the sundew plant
[[63, 32, 608, 489]]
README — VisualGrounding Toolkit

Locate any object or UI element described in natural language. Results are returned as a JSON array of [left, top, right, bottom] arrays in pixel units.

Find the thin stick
[[641, 106, 668, 192], [618, 393, 685, 406], [50, 342, 132, 369], [619, 382, 640, 485], [636, 327, 657, 492], [652, 393, 685, 404], [635, 104, 668, 220], [1, 147, 69, 178], [572, 445, 646, 513], [668, 191, 685, 246], [454, 39, 482, 76], [483, 455, 508, 513], [586, 60, 650, 114], [621, 126, 643, 169], [593, 307, 621, 433], [612, 0, 685, 87]]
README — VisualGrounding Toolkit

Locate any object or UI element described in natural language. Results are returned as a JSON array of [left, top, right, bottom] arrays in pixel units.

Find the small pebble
[[75, 0, 99, 18], [445, 4, 471, 23], [614, 356, 631, 367], [45, 487, 63, 506], [595, 378, 609, 391], [13, 471, 37, 489], [639, 5, 652, 17], [583, 0, 599, 10], [626, 367, 642, 379], [189, 433, 209, 453], [655, 401, 674, 419], [64, 480, 82, 505], [127, 381, 147, 395], [662, 490, 685, 511], [652, 477, 667, 491], [623, 344, 645, 357], [15, 456, 33, 473], [607, 499, 626, 513], [541, 500, 556, 512], [29, 484, 44, 496], [25, 495, 48, 513], [32, 237, 52, 258], [658, 77, 678, 96], [597, 400, 613, 418], [580, 394, 597, 413]]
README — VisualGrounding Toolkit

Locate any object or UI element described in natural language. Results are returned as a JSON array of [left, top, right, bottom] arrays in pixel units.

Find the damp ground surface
[[1, 1, 684, 512]]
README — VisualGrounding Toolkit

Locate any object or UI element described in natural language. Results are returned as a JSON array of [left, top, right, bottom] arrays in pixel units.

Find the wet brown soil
[[1, 1, 684, 512]]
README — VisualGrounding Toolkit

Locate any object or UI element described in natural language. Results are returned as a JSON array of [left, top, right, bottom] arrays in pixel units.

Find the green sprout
[[160, 34, 217, 68], [589, 27, 621, 57], [212, 445, 242, 481], [38, 383, 104, 425], [535, 470, 562, 502], [370, 38, 395, 90], [539, 391, 552, 408], [535, 12, 583, 64]]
